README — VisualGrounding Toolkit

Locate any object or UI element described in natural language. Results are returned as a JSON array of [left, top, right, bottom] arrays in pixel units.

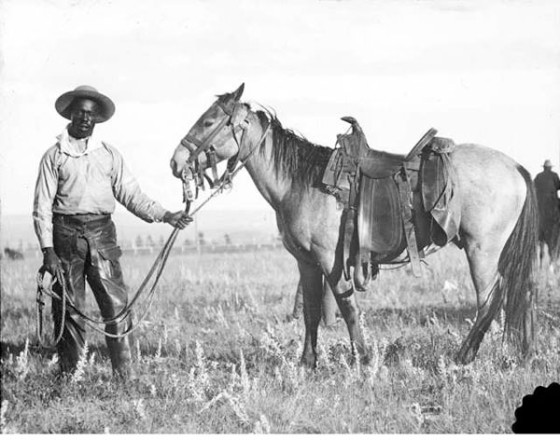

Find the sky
[[1, 0, 560, 222]]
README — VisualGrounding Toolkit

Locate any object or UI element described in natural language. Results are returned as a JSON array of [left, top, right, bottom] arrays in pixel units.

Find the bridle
[[178, 98, 251, 203], [177, 96, 271, 209]]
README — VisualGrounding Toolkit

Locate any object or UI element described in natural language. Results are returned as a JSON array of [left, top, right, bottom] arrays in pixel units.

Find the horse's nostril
[[170, 159, 181, 178]]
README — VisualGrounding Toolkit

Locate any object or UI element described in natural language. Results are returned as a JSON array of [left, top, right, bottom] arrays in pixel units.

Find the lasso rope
[[36, 268, 67, 349]]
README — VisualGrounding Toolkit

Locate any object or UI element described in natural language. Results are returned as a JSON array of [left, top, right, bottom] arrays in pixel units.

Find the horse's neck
[[243, 124, 291, 211]]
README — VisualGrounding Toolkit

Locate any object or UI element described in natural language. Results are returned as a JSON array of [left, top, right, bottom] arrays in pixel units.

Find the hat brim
[[55, 90, 115, 123]]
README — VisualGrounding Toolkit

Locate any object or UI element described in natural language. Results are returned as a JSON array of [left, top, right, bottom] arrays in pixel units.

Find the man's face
[[68, 99, 98, 139]]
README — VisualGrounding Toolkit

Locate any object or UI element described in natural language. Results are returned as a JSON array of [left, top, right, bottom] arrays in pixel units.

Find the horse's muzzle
[[170, 158, 182, 178]]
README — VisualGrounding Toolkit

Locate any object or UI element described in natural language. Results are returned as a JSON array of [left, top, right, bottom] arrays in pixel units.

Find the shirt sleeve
[[109, 145, 168, 223], [32, 148, 59, 248]]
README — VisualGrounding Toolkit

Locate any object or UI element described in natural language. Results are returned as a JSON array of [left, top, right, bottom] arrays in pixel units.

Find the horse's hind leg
[[298, 261, 324, 368], [456, 240, 504, 364]]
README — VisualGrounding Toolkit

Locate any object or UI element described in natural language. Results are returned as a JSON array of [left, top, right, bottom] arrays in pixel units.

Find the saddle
[[322, 117, 460, 290]]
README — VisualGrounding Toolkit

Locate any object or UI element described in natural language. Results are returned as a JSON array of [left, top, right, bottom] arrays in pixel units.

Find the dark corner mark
[[512, 382, 560, 433]]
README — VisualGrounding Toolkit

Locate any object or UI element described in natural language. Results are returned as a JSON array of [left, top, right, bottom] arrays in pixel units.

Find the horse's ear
[[233, 83, 245, 101]]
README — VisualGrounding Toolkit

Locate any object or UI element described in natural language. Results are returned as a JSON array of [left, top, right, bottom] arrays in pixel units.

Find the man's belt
[[53, 213, 111, 229]]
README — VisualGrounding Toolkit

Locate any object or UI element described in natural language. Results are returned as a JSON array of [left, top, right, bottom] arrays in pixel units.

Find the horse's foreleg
[[298, 261, 324, 368]]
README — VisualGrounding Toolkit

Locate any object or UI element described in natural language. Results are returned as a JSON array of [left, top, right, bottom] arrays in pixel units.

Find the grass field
[[1, 245, 559, 434]]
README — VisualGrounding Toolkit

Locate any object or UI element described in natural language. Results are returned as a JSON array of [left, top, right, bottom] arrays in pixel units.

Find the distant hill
[[0, 208, 279, 251]]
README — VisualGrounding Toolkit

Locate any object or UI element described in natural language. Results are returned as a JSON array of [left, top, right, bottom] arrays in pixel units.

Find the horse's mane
[[255, 109, 333, 187], [215, 93, 333, 186]]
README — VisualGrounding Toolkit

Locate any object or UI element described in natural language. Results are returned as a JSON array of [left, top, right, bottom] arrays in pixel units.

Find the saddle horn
[[341, 116, 364, 136], [341, 116, 357, 125]]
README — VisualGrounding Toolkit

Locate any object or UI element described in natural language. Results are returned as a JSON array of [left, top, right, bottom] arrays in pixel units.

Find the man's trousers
[[52, 214, 133, 378]]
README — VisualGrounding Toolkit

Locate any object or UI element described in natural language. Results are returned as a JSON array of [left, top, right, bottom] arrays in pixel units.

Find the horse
[[170, 84, 538, 367]]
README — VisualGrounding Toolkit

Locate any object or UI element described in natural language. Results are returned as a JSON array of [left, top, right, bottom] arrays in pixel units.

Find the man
[[534, 159, 560, 260], [33, 85, 191, 379]]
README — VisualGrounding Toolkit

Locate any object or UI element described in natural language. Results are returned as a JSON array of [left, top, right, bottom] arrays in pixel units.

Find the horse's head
[[170, 84, 251, 193]]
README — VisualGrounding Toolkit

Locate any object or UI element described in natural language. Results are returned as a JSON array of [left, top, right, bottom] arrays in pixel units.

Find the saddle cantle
[[322, 118, 460, 291]]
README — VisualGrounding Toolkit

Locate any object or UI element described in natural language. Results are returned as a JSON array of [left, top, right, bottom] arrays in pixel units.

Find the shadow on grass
[[0, 340, 113, 361], [360, 303, 478, 329]]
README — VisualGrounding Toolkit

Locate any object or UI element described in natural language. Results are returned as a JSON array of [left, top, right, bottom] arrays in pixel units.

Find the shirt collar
[[57, 127, 103, 157]]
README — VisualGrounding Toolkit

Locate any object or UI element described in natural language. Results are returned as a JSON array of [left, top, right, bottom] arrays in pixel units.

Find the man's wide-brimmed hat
[[543, 159, 553, 167], [55, 85, 115, 123]]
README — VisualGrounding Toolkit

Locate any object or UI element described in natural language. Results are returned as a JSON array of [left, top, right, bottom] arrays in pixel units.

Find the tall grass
[[1, 246, 559, 433]]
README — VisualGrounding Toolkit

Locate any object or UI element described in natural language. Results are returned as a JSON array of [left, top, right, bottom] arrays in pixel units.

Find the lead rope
[[36, 121, 271, 345]]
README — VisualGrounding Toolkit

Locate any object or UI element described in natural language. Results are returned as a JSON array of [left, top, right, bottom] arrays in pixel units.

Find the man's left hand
[[163, 211, 193, 229]]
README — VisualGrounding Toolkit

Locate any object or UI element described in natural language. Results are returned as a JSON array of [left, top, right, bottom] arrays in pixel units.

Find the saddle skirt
[[322, 118, 461, 286]]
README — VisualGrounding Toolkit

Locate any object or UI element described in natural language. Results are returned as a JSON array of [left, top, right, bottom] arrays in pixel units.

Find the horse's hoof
[[455, 348, 475, 365], [361, 354, 372, 366], [300, 355, 317, 369]]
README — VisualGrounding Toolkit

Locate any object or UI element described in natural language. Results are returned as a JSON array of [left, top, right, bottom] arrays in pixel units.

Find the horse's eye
[[203, 120, 215, 128]]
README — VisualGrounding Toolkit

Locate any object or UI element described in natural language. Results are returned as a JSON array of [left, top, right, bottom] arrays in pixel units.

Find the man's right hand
[[163, 211, 193, 230], [41, 247, 61, 275]]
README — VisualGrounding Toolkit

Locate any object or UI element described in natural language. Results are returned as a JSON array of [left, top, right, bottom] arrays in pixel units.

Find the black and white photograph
[[1, 0, 559, 434]]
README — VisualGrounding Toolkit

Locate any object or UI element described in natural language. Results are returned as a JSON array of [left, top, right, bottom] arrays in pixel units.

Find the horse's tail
[[500, 165, 538, 356]]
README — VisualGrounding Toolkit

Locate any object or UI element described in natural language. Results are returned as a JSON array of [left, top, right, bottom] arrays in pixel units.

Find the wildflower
[[239, 349, 250, 397], [228, 363, 239, 392], [15, 338, 30, 380], [317, 341, 332, 371], [273, 366, 283, 386], [199, 391, 250, 425], [71, 341, 89, 383], [47, 354, 59, 368], [369, 339, 380, 378], [163, 325, 169, 346], [253, 414, 271, 434], [226, 393, 250, 424], [174, 339, 182, 356], [135, 339, 142, 361], [155, 338, 162, 360], [436, 355, 447, 378], [195, 341, 209, 387], [1, 401, 10, 434], [133, 398, 147, 421], [410, 402, 424, 428]]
